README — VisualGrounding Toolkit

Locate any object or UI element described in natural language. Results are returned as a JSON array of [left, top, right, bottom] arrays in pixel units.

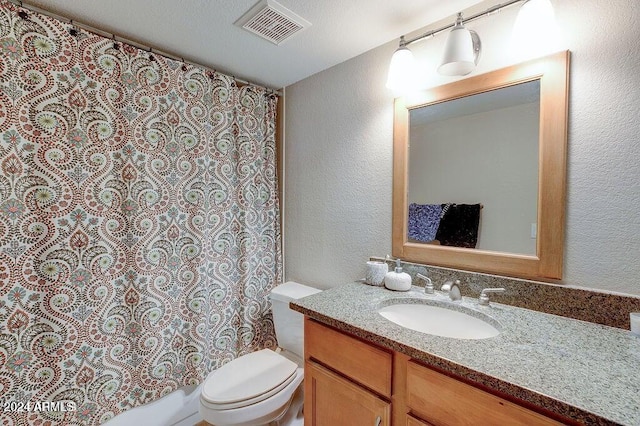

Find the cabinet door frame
[[305, 360, 391, 426]]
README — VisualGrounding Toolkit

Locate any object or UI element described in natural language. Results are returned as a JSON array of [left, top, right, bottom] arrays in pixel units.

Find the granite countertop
[[291, 282, 640, 425]]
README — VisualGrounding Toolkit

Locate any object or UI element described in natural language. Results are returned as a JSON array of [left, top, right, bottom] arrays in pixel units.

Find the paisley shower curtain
[[0, 0, 281, 424]]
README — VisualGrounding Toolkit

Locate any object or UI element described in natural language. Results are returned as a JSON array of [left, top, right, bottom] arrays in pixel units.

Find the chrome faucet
[[441, 279, 462, 301], [416, 273, 434, 294]]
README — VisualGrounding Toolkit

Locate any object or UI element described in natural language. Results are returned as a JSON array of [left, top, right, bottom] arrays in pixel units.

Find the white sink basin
[[378, 302, 501, 340]]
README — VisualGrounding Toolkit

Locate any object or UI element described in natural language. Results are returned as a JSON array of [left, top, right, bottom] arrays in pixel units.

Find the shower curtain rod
[[7, 0, 283, 96]]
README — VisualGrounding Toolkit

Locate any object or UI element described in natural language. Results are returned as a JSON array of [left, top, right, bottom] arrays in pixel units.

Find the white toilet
[[199, 281, 321, 426]]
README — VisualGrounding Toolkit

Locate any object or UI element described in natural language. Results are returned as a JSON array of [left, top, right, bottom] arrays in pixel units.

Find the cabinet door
[[305, 361, 391, 426], [407, 414, 434, 426], [406, 361, 564, 426]]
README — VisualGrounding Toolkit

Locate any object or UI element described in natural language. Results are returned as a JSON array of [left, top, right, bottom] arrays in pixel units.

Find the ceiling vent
[[235, 0, 311, 45]]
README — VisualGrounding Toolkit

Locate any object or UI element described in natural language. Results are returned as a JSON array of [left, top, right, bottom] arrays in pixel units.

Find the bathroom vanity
[[292, 282, 640, 425], [304, 319, 561, 425]]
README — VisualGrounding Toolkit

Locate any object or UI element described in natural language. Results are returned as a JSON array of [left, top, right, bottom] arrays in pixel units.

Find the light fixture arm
[[454, 12, 464, 28], [400, 0, 525, 47]]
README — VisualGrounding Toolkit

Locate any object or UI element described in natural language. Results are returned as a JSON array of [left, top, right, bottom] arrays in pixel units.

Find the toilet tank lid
[[270, 281, 321, 302]]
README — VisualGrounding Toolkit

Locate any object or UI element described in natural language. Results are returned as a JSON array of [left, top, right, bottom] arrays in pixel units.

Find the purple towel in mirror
[[408, 203, 443, 242]]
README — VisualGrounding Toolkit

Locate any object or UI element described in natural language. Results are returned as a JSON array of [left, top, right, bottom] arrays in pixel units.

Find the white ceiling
[[23, 0, 485, 90]]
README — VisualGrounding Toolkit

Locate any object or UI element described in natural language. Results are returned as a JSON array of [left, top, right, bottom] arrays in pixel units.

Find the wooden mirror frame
[[392, 51, 570, 280]]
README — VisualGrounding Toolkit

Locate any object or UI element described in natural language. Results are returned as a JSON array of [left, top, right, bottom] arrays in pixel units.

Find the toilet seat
[[200, 369, 303, 426], [201, 349, 298, 410]]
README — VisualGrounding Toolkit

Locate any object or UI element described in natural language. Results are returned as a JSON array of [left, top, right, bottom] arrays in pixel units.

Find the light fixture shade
[[438, 17, 481, 76], [511, 0, 562, 60], [386, 45, 416, 93]]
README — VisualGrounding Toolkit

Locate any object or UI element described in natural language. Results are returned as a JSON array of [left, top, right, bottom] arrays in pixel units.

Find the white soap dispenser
[[384, 259, 412, 291]]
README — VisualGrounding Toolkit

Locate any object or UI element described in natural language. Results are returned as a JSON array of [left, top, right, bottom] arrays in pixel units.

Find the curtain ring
[[68, 20, 78, 36]]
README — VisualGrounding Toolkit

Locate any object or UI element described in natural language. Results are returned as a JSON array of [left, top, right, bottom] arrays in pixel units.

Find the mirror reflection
[[408, 80, 540, 255]]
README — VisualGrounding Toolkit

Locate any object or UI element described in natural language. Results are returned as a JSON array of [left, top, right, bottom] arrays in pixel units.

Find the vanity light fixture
[[386, 0, 557, 92], [438, 12, 481, 76], [386, 36, 417, 93], [511, 0, 561, 60]]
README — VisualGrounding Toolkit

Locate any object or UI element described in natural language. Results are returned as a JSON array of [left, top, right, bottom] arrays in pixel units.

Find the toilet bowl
[[199, 282, 320, 426]]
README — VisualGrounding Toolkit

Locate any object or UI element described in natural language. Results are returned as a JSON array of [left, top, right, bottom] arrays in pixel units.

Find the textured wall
[[284, 0, 640, 295], [284, 44, 394, 289]]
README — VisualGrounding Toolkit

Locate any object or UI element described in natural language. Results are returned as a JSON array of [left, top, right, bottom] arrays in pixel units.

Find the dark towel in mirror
[[408, 203, 443, 242], [435, 203, 481, 248]]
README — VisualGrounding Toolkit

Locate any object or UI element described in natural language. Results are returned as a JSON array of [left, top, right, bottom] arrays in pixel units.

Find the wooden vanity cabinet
[[304, 318, 567, 426], [304, 318, 392, 425]]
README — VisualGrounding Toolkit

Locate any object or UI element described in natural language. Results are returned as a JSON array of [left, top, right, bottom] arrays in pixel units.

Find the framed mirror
[[392, 51, 570, 280]]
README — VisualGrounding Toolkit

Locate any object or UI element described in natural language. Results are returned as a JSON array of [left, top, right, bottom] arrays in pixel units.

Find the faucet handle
[[478, 287, 505, 306], [441, 279, 462, 301], [416, 273, 434, 294]]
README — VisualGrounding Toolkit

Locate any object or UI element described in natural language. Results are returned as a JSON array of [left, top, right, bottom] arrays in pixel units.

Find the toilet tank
[[269, 281, 321, 358]]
